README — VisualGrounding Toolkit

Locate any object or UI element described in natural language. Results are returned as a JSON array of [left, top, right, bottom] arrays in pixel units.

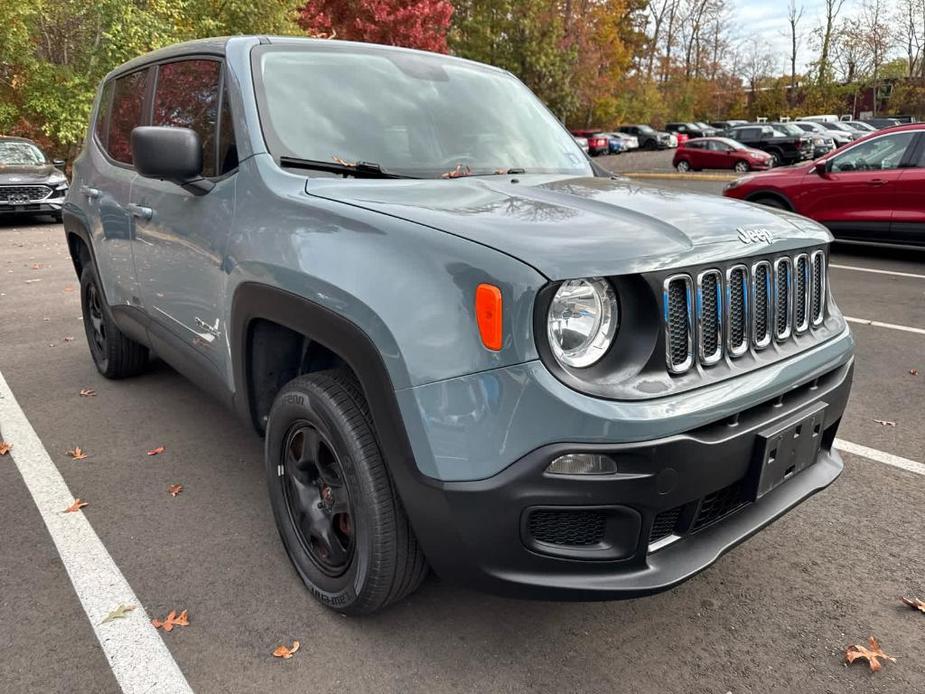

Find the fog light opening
[[546, 453, 617, 476]]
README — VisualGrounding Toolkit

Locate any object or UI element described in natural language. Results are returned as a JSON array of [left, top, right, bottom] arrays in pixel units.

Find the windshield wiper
[[279, 156, 416, 179]]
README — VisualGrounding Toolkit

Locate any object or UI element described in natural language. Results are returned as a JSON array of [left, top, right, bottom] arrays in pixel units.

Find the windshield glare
[[0, 142, 46, 166], [254, 45, 591, 179]]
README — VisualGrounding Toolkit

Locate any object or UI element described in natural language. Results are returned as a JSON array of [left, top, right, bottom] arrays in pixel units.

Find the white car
[[607, 132, 639, 150]]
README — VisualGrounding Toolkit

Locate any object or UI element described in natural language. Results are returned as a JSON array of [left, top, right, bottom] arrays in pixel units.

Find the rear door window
[[153, 59, 222, 177], [107, 69, 150, 164]]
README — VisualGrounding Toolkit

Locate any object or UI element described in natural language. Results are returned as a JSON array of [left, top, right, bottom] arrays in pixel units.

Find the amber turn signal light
[[475, 283, 503, 351]]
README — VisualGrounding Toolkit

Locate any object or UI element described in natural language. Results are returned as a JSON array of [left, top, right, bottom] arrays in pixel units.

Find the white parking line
[[0, 370, 193, 694], [830, 264, 925, 280], [835, 439, 925, 477], [844, 316, 925, 336]]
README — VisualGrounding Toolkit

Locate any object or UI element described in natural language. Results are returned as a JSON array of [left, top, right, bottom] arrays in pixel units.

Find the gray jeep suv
[[64, 37, 855, 615]]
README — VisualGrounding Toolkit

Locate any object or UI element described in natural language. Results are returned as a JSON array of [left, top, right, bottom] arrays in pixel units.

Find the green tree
[[450, 0, 577, 118]]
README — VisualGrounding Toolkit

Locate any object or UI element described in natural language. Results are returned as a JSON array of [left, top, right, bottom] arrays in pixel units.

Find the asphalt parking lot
[[1, 176, 924, 692]]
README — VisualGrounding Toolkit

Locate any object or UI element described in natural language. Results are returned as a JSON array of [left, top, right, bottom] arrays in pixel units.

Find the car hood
[[307, 175, 831, 279], [0, 164, 60, 183]]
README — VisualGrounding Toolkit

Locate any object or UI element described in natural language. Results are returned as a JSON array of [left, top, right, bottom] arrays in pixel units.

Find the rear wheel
[[734, 160, 750, 173], [265, 369, 427, 615], [80, 263, 148, 378], [675, 160, 691, 172]]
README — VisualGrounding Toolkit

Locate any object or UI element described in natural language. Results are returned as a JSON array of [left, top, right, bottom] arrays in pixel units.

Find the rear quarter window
[[94, 80, 114, 146]]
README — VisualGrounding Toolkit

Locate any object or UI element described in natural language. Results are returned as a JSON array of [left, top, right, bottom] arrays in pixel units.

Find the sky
[[732, 0, 864, 72]]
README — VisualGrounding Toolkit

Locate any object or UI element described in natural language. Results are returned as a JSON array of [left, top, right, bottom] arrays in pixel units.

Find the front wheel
[[675, 160, 691, 172], [734, 160, 750, 173], [265, 370, 428, 615]]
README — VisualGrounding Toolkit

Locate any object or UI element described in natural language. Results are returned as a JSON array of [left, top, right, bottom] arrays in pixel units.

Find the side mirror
[[131, 126, 213, 195], [813, 160, 829, 177], [52, 159, 66, 168]]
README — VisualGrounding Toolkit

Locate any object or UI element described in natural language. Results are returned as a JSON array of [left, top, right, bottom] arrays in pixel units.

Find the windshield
[[694, 122, 711, 129], [826, 122, 853, 132], [635, 125, 656, 134], [716, 137, 745, 150], [774, 123, 803, 136], [253, 44, 591, 179], [0, 141, 46, 166]]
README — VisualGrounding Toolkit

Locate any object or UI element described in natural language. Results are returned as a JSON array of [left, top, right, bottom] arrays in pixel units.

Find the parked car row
[[571, 125, 676, 155], [724, 122, 925, 248]]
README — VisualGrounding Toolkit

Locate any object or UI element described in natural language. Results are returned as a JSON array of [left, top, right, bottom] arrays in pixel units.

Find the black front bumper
[[404, 360, 853, 600]]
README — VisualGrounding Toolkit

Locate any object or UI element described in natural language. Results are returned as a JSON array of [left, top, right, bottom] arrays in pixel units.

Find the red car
[[723, 124, 925, 248], [571, 129, 610, 157], [673, 137, 773, 173]]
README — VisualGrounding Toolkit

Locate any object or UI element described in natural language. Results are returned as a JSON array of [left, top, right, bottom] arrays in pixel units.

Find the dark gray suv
[[0, 136, 68, 221], [64, 37, 855, 614]]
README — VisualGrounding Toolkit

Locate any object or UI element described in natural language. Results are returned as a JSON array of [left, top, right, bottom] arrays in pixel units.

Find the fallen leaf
[[31, 263, 41, 270], [147, 446, 165, 456], [0, 441, 11, 456], [24, 278, 41, 284], [63, 336, 75, 342], [151, 609, 190, 632], [873, 419, 896, 427], [167, 483, 183, 497], [101, 603, 136, 624], [67, 446, 89, 460], [272, 640, 301, 659], [911, 369, 919, 376], [79, 387, 97, 397], [64, 498, 88, 513], [901, 596, 925, 613], [844, 636, 896, 672], [63, 286, 74, 292]]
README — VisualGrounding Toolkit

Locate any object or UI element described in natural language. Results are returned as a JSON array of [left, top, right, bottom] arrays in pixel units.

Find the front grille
[[774, 257, 792, 340], [649, 506, 682, 544], [527, 509, 606, 547], [794, 254, 809, 332], [726, 265, 749, 356], [0, 185, 51, 202], [697, 270, 722, 365], [664, 275, 693, 373], [663, 250, 827, 374], [692, 480, 747, 532], [810, 250, 825, 325], [752, 261, 772, 348]]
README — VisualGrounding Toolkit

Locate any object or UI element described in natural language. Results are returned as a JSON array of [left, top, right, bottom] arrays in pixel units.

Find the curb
[[618, 172, 739, 182]]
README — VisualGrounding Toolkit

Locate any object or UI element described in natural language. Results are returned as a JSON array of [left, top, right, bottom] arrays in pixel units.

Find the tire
[[767, 150, 782, 167], [265, 369, 428, 615], [80, 263, 149, 378], [675, 160, 691, 172], [751, 195, 789, 210], [734, 160, 750, 173]]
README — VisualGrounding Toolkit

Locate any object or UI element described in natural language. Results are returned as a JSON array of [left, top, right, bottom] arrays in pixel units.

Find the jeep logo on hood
[[737, 226, 774, 245]]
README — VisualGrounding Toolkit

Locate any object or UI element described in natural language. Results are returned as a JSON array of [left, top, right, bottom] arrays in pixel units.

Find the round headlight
[[546, 278, 618, 368]]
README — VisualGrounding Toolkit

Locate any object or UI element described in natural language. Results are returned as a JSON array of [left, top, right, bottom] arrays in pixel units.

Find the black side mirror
[[52, 159, 66, 168], [814, 160, 830, 177], [131, 126, 213, 195]]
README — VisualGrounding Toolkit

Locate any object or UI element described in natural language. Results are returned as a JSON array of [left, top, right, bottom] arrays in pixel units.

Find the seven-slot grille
[[0, 185, 52, 202], [664, 250, 827, 374]]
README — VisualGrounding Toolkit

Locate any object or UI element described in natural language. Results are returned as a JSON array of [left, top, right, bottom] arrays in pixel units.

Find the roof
[[105, 36, 235, 79]]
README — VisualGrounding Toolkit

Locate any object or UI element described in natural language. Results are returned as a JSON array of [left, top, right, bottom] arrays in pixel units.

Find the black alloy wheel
[[280, 422, 354, 576]]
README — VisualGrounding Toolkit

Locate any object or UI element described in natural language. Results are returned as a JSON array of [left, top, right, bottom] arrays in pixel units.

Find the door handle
[[867, 178, 888, 186], [127, 203, 153, 221], [80, 186, 101, 199]]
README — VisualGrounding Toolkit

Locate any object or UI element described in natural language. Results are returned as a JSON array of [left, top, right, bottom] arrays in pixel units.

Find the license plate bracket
[[751, 401, 827, 500]]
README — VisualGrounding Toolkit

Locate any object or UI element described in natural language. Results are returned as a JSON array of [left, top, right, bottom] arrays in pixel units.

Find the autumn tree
[[297, 0, 453, 52]]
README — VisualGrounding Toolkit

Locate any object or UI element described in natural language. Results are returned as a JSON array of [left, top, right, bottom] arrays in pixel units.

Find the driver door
[[799, 131, 917, 242]]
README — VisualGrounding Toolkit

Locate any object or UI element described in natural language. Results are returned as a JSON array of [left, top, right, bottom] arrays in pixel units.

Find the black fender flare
[[62, 208, 95, 280], [229, 281, 433, 492]]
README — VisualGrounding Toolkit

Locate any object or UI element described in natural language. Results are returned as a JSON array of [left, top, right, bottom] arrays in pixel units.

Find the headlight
[[546, 277, 618, 368]]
